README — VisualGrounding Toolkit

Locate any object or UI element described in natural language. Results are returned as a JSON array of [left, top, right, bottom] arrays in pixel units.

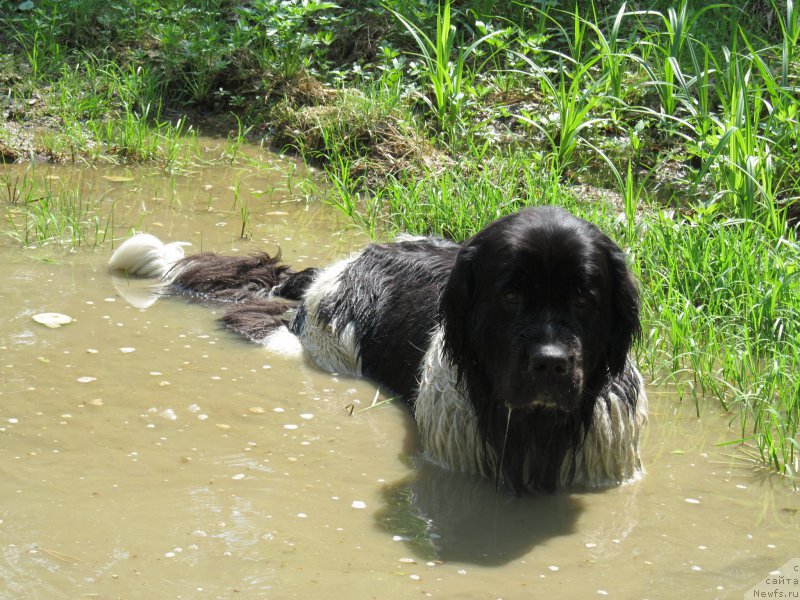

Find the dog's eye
[[503, 290, 522, 305], [574, 293, 590, 310]]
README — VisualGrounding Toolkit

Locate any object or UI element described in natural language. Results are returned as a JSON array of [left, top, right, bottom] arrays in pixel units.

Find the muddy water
[[1, 148, 797, 600]]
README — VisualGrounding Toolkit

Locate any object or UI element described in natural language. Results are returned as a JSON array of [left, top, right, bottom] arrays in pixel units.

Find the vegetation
[[0, 0, 798, 481]]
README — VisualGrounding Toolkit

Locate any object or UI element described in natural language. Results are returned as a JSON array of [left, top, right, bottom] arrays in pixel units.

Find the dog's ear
[[602, 237, 642, 375], [439, 245, 477, 365]]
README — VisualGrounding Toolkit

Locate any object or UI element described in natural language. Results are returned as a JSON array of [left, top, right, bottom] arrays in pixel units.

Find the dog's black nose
[[528, 344, 571, 376]]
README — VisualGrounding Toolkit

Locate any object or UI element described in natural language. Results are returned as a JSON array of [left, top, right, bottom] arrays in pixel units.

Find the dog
[[109, 206, 647, 493]]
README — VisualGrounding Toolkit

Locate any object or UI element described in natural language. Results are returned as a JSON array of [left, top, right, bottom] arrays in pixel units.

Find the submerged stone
[[32, 313, 74, 328]]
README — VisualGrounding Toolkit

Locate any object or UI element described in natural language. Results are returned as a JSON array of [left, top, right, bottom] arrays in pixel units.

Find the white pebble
[[300, 413, 314, 420], [77, 376, 97, 383], [685, 498, 701, 504], [232, 473, 246, 480], [351, 501, 367, 509], [119, 347, 136, 353], [548, 565, 559, 572], [284, 424, 298, 430], [32, 312, 74, 328]]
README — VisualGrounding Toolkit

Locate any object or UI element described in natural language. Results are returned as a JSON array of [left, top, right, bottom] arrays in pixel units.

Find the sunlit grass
[[638, 209, 799, 477], [386, 0, 503, 138], [1, 167, 114, 249]]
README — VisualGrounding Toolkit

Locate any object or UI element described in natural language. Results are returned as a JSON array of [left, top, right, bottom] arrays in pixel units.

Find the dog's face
[[441, 206, 641, 417]]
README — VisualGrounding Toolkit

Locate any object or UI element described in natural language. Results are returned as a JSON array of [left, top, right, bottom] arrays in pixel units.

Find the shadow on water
[[375, 458, 583, 566]]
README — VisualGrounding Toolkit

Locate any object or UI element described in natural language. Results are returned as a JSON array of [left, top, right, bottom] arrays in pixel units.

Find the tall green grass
[[1, 167, 114, 249], [639, 210, 799, 476], [386, 0, 503, 137]]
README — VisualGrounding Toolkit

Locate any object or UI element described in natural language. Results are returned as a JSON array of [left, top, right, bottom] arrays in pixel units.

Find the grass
[[0, 0, 798, 481], [1, 166, 114, 249], [386, 0, 504, 138], [638, 209, 799, 475]]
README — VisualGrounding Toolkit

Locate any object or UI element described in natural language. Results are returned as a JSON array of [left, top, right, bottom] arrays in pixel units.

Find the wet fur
[[113, 206, 647, 492]]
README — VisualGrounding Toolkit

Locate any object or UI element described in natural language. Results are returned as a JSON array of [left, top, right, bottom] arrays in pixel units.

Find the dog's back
[[291, 237, 460, 404]]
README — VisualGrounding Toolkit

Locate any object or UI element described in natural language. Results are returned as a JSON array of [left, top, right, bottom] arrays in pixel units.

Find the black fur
[[169, 252, 294, 304], [295, 237, 458, 401], [440, 207, 640, 491]]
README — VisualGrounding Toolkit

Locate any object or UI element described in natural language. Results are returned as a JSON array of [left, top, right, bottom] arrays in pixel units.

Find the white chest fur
[[414, 326, 647, 488]]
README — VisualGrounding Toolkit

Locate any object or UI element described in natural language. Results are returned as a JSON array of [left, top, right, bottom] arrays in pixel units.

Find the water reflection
[[377, 458, 583, 565], [111, 273, 164, 308]]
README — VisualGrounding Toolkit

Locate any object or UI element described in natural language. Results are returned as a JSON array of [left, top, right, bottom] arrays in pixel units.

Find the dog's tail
[[109, 233, 190, 279], [109, 233, 316, 353]]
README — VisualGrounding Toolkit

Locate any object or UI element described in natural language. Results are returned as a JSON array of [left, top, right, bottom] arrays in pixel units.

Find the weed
[[1, 169, 112, 249], [386, 0, 504, 137]]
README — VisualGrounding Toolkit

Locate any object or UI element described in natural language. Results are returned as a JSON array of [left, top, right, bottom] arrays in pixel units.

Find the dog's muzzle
[[505, 342, 581, 411]]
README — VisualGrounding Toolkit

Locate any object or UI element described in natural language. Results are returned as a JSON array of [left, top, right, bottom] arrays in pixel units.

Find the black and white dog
[[109, 206, 647, 493]]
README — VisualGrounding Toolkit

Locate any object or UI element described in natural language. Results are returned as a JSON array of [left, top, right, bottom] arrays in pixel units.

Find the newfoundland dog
[[109, 206, 647, 493]]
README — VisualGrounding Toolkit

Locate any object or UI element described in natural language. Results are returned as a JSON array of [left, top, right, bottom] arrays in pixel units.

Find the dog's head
[[439, 206, 641, 490]]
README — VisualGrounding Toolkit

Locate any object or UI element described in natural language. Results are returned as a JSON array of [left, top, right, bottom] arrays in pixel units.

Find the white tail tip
[[109, 234, 190, 279]]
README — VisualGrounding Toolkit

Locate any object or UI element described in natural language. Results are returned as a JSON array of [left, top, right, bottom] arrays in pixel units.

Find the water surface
[[1, 149, 797, 599]]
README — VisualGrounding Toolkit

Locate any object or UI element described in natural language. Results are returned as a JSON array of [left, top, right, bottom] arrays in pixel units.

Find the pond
[[1, 143, 797, 599]]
